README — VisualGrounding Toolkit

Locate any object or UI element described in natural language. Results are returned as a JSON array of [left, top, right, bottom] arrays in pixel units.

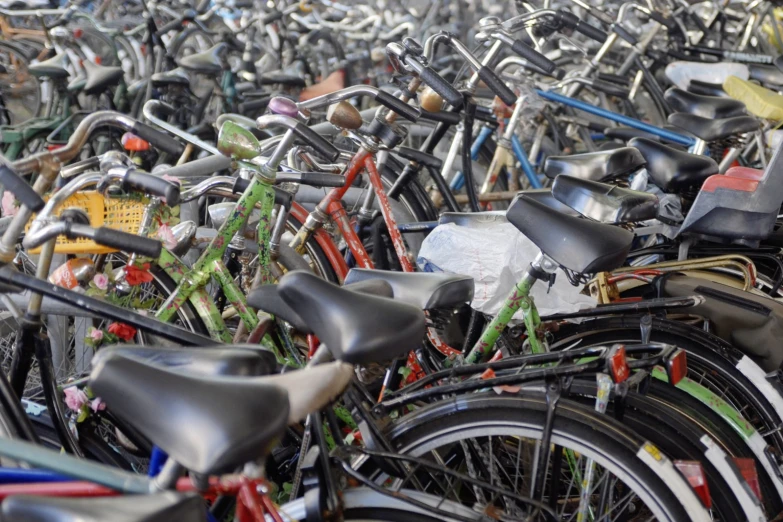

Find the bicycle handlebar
[[256, 115, 340, 162], [13, 112, 157, 175], [298, 85, 420, 122], [120, 170, 181, 206], [0, 164, 45, 212], [26, 222, 161, 257]]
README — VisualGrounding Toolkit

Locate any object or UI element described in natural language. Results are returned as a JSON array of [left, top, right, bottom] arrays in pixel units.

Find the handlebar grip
[[131, 121, 185, 158], [292, 122, 340, 162], [612, 24, 638, 45], [262, 10, 284, 24], [575, 20, 608, 43], [49, 17, 69, 28], [590, 79, 630, 99], [49, 9, 74, 29], [647, 11, 677, 30], [510, 40, 558, 76], [375, 91, 420, 122], [0, 165, 44, 212], [597, 72, 630, 85], [155, 16, 184, 36], [556, 9, 608, 43], [232, 179, 295, 206], [232, 177, 250, 194], [238, 95, 271, 116], [419, 110, 461, 125], [122, 171, 181, 206], [477, 66, 516, 106], [419, 66, 463, 109], [91, 228, 162, 258], [296, 172, 348, 187], [159, 155, 232, 178], [689, 11, 709, 34]]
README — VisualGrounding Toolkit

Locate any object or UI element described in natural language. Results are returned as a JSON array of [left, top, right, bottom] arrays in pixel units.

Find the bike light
[[122, 133, 150, 152], [733, 457, 762, 502], [607, 345, 630, 384], [73, 28, 83, 39], [666, 349, 687, 386], [674, 460, 711, 509], [94, 56, 102, 65]]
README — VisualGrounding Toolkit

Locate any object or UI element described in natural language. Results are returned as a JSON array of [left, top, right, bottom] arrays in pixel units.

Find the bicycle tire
[[385, 393, 710, 521], [280, 487, 491, 521], [569, 379, 764, 520], [547, 316, 783, 457], [29, 413, 135, 471]]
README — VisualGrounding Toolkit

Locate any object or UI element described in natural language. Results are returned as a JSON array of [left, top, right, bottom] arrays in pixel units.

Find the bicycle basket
[[25, 191, 147, 255]]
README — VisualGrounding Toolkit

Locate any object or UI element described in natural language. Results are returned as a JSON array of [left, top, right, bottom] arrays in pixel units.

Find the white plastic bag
[[417, 221, 595, 319]]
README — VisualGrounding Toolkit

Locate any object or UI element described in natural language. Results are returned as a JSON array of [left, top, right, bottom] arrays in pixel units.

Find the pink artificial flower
[[63, 387, 89, 412], [162, 174, 181, 186], [89, 328, 104, 342], [93, 273, 109, 290], [156, 224, 177, 250], [90, 398, 106, 412], [1, 191, 17, 217]]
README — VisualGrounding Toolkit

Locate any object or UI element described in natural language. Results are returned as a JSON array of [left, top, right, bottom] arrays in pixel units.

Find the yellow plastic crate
[[26, 191, 147, 254]]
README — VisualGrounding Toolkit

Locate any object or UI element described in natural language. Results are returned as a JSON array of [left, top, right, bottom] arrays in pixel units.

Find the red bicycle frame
[[315, 148, 415, 273], [0, 475, 283, 522]]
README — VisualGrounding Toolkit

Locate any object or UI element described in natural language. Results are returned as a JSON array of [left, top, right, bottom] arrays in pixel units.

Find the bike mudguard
[[657, 274, 783, 372]]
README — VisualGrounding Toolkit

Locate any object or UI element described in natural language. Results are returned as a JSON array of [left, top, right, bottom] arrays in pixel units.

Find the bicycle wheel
[[0, 41, 40, 125], [548, 316, 783, 458], [384, 393, 710, 521], [280, 487, 489, 521], [569, 379, 766, 520]]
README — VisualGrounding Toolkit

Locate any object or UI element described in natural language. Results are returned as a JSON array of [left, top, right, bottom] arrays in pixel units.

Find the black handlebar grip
[[590, 79, 630, 99], [419, 66, 463, 109], [273, 187, 293, 208], [375, 91, 420, 122], [575, 21, 608, 43], [49, 9, 75, 28], [689, 11, 709, 34], [419, 110, 461, 125], [154, 101, 178, 116], [0, 165, 44, 212], [238, 95, 271, 116], [477, 66, 517, 106], [297, 172, 348, 187], [612, 24, 638, 45], [232, 177, 250, 194], [92, 228, 162, 258], [510, 40, 558, 75], [131, 121, 185, 158], [121, 171, 181, 206], [647, 11, 677, 30], [262, 10, 284, 24], [155, 16, 185, 36], [292, 122, 340, 162], [159, 155, 232, 178], [597, 72, 630, 86]]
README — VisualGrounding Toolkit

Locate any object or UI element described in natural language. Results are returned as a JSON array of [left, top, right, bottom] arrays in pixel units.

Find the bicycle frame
[[155, 171, 277, 344], [291, 148, 415, 273], [0, 436, 281, 522]]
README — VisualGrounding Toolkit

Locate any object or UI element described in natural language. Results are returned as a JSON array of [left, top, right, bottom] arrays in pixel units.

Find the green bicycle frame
[[465, 260, 546, 364], [154, 122, 279, 345]]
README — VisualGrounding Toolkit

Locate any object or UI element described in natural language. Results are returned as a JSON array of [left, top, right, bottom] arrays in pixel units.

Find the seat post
[[464, 251, 558, 364], [151, 459, 184, 491]]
